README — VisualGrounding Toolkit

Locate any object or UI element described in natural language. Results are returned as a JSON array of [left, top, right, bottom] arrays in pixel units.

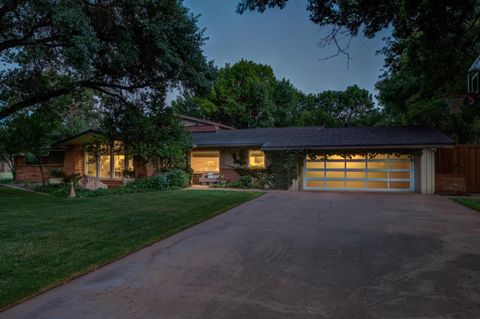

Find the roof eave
[[261, 144, 454, 151]]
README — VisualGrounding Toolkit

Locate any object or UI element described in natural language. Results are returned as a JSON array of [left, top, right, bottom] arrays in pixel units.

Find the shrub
[[49, 168, 65, 178], [238, 175, 254, 189], [166, 169, 190, 188], [35, 184, 70, 197], [36, 169, 191, 197]]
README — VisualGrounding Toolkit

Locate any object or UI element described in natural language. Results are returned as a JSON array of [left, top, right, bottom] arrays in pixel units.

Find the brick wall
[[221, 167, 240, 182], [63, 146, 83, 175], [15, 164, 63, 182]]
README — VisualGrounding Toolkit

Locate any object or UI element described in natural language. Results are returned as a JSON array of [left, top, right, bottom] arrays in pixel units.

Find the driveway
[[2, 192, 480, 318]]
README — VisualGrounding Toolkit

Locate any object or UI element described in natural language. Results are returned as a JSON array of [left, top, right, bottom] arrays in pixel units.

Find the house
[[13, 115, 233, 187], [14, 115, 453, 193]]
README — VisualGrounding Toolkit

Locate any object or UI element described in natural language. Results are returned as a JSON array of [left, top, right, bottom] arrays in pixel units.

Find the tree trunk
[[38, 162, 46, 186]]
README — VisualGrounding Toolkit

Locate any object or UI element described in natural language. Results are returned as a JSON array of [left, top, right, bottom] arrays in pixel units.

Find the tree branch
[[0, 87, 73, 119]]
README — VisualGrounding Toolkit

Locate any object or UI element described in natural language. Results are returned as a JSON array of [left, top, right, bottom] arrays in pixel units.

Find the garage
[[303, 154, 414, 192]]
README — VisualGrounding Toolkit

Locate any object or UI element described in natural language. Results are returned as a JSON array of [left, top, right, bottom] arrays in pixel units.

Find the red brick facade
[[220, 167, 240, 182]]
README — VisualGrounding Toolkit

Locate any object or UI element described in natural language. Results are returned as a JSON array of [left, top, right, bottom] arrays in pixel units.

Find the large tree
[[237, 0, 480, 142], [0, 0, 214, 119], [299, 85, 380, 127], [101, 100, 190, 174], [173, 60, 303, 128]]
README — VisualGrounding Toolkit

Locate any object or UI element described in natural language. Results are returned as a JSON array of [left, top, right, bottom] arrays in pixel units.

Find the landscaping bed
[[35, 169, 191, 198], [0, 187, 262, 310]]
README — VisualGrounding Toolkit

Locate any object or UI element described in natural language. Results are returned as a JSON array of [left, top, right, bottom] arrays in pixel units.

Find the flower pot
[[49, 177, 63, 185]]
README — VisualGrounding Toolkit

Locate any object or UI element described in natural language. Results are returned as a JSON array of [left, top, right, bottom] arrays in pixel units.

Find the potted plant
[[123, 169, 136, 185], [49, 169, 65, 185]]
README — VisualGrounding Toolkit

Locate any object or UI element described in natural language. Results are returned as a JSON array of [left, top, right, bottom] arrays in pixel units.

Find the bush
[[49, 168, 65, 178], [35, 184, 70, 197], [36, 169, 192, 197], [166, 169, 190, 188], [238, 175, 254, 189]]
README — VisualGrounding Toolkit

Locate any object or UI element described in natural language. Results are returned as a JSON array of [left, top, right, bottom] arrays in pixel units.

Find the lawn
[[0, 187, 262, 310], [451, 197, 480, 212]]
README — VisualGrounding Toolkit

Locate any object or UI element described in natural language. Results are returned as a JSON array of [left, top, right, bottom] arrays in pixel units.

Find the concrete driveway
[[2, 191, 480, 319]]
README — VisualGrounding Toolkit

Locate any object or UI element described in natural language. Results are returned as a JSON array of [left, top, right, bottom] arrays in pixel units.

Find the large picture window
[[191, 151, 220, 173], [85, 142, 133, 179]]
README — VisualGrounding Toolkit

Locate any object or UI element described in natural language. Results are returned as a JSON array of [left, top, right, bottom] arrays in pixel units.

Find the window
[[84, 141, 133, 179], [191, 151, 220, 173], [249, 150, 265, 169]]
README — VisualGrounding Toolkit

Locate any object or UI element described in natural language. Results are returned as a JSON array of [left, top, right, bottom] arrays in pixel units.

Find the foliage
[[0, 108, 63, 185], [306, 149, 423, 160], [175, 61, 378, 129], [0, 187, 261, 309], [237, 0, 480, 142], [101, 102, 191, 173], [0, 178, 13, 184], [174, 60, 303, 128], [267, 151, 305, 190], [165, 169, 191, 188], [0, 0, 214, 119], [49, 168, 65, 178], [238, 175, 254, 189], [300, 85, 381, 127], [36, 169, 191, 198]]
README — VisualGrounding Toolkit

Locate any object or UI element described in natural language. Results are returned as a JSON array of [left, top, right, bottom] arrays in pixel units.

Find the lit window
[[249, 150, 265, 169], [191, 151, 220, 173], [84, 141, 133, 179]]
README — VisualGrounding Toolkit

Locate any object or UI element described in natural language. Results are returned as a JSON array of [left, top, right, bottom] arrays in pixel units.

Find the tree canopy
[[237, 0, 480, 142], [0, 0, 214, 119], [174, 60, 378, 129]]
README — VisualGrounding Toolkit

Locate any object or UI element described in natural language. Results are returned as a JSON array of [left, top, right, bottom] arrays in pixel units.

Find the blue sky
[[182, 0, 389, 98]]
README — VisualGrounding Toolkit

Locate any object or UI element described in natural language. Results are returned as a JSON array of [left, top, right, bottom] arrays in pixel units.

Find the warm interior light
[[191, 151, 220, 173], [249, 150, 265, 169]]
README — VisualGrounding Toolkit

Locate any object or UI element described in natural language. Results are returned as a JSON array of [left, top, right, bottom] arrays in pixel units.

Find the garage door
[[303, 154, 414, 192]]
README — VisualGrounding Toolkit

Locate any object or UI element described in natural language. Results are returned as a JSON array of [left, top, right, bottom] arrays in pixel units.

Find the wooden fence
[[436, 145, 480, 193]]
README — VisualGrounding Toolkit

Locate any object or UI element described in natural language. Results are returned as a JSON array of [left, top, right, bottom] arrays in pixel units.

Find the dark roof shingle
[[192, 126, 453, 150]]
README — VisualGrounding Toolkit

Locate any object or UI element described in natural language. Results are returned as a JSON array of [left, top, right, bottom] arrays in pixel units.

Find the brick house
[[14, 115, 453, 193]]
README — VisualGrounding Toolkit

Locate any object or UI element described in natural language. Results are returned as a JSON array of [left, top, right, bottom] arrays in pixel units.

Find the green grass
[[0, 187, 262, 310], [451, 197, 480, 212], [0, 172, 12, 179], [0, 172, 13, 183]]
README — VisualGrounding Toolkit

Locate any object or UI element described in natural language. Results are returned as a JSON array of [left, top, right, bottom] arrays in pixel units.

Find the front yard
[[0, 187, 261, 310]]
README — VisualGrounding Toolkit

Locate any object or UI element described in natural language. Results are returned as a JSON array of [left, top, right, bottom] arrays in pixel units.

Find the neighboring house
[[0, 160, 11, 173], [14, 115, 453, 193]]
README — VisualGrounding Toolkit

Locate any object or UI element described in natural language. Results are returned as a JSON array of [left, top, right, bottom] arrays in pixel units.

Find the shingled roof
[[191, 126, 453, 150]]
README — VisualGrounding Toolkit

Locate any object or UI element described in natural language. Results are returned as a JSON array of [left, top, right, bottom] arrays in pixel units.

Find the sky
[[179, 0, 390, 100]]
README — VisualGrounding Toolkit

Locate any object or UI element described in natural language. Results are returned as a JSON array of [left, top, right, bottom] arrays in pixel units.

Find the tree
[[101, 100, 190, 175], [0, 0, 214, 119], [173, 60, 303, 128], [0, 108, 63, 184], [298, 85, 380, 127], [237, 0, 480, 142]]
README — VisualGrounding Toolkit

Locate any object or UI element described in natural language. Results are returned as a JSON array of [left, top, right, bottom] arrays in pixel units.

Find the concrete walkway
[[2, 192, 480, 318]]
